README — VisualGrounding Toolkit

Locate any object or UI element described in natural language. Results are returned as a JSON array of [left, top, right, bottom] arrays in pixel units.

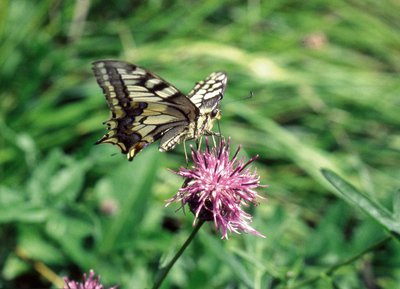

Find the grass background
[[1, 0, 400, 288]]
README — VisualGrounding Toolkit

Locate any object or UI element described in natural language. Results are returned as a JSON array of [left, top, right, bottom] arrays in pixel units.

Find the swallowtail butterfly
[[92, 60, 227, 161]]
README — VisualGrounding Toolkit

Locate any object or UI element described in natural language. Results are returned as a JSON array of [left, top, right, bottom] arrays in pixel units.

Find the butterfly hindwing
[[188, 72, 227, 114], [92, 60, 199, 160]]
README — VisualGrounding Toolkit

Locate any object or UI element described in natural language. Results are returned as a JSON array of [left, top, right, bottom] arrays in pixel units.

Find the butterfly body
[[92, 60, 227, 161]]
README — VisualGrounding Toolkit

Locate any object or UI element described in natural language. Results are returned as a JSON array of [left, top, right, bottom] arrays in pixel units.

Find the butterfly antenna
[[223, 91, 254, 105]]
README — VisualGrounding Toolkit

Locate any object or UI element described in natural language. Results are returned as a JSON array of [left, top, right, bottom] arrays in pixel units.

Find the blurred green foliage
[[1, 0, 399, 288]]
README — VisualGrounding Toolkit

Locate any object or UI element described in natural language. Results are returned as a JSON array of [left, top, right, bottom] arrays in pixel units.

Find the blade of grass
[[321, 169, 400, 236]]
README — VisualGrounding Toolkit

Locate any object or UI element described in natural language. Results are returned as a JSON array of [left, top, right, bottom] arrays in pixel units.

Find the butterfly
[[92, 60, 227, 161]]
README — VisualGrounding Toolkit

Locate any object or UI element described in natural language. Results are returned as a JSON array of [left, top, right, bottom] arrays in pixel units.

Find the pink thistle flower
[[64, 270, 117, 289], [167, 138, 266, 239]]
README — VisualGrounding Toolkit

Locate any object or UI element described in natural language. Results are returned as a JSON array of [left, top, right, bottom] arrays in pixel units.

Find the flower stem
[[152, 220, 205, 289], [287, 236, 391, 289]]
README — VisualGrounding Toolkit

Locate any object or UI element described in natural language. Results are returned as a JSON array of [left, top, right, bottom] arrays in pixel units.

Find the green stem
[[288, 236, 391, 289], [152, 220, 205, 289]]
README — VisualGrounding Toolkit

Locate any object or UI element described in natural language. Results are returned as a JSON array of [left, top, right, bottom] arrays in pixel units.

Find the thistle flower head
[[167, 138, 266, 239], [64, 270, 117, 289]]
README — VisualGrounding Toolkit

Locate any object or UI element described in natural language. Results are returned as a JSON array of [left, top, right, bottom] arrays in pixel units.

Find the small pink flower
[[64, 270, 117, 289], [167, 138, 266, 239]]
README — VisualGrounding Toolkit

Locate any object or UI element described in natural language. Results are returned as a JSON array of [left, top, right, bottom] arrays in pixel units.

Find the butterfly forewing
[[93, 60, 226, 161]]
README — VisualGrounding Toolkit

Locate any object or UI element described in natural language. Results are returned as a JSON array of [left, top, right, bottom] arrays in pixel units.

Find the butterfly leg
[[195, 136, 203, 151], [183, 139, 189, 165], [204, 130, 221, 137], [211, 133, 217, 148], [204, 130, 221, 147]]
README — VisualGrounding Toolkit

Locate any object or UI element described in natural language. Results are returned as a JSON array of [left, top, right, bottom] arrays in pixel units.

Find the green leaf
[[99, 147, 160, 254], [45, 208, 96, 267], [19, 225, 65, 264], [394, 189, 400, 223], [0, 203, 49, 223], [201, 232, 253, 288], [2, 254, 30, 280], [27, 149, 91, 205], [321, 169, 400, 236]]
